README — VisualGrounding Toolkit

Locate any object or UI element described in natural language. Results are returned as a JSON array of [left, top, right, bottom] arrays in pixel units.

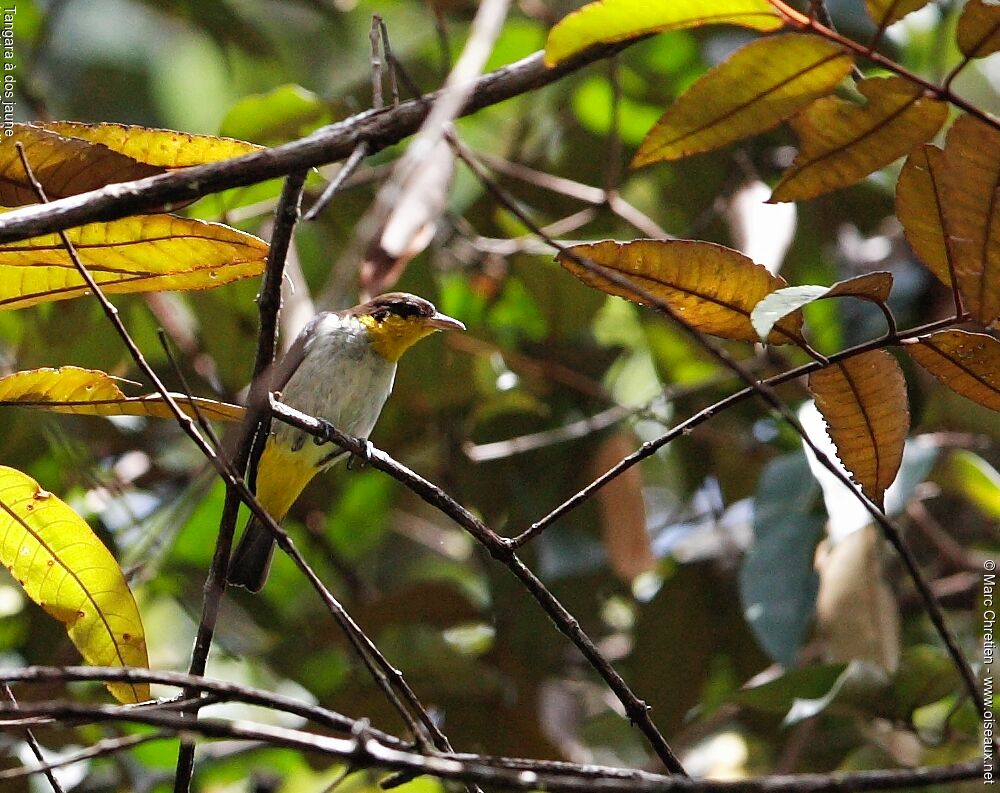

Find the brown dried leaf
[[942, 114, 1000, 324], [904, 330, 1000, 412], [632, 34, 853, 166], [865, 0, 931, 29], [770, 77, 948, 203], [557, 239, 803, 344], [808, 350, 910, 509], [592, 432, 656, 582], [0, 126, 162, 206], [957, 0, 1000, 59], [896, 145, 955, 288]]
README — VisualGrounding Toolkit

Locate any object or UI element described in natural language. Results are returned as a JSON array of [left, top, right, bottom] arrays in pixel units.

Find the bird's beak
[[426, 312, 466, 332]]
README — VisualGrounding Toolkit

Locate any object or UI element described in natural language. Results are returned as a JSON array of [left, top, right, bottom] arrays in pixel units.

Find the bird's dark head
[[353, 292, 465, 361]]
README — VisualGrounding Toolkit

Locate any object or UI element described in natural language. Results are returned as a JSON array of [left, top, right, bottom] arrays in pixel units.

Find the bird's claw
[[348, 439, 373, 470]]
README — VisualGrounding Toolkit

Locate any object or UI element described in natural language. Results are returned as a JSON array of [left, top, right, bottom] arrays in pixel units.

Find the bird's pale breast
[[273, 314, 397, 470]]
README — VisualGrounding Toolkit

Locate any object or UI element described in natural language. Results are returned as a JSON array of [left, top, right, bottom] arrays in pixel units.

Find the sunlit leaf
[[37, 121, 262, 168], [633, 34, 853, 166], [544, 0, 784, 67], [865, 0, 931, 30], [0, 212, 267, 310], [0, 367, 245, 421], [751, 272, 893, 341], [896, 145, 954, 287], [0, 126, 162, 206], [903, 329, 1000, 412], [946, 450, 1000, 519], [220, 85, 333, 146], [956, 0, 1000, 59], [808, 350, 910, 508], [941, 114, 1000, 324], [0, 466, 149, 703], [770, 77, 948, 203], [557, 239, 804, 343]]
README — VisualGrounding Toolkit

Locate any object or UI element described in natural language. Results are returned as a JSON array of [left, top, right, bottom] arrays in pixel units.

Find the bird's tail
[[227, 516, 276, 592], [226, 438, 317, 592]]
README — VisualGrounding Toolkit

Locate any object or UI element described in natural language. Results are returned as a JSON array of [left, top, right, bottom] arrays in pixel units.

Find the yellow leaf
[[956, 0, 1000, 59], [557, 239, 804, 343], [633, 34, 852, 167], [544, 0, 784, 67], [36, 121, 262, 168], [0, 125, 162, 206], [941, 114, 1000, 325], [0, 367, 245, 421], [0, 212, 267, 310], [865, 0, 931, 30], [808, 350, 910, 508], [896, 145, 954, 288], [751, 272, 893, 341], [0, 467, 149, 703], [770, 77, 948, 203], [904, 330, 1000, 413]]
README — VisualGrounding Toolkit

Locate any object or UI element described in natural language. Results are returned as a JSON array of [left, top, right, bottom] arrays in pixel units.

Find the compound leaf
[[751, 272, 893, 341], [897, 145, 955, 288], [0, 126, 162, 206], [36, 121, 261, 168], [957, 0, 1000, 59]]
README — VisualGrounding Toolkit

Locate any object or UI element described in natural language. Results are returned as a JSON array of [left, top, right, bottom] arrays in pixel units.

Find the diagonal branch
[[0, 43, 638, 245]]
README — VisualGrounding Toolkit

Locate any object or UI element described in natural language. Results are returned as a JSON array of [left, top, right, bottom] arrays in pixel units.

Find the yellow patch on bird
[[255, 438, 320, 522], [358, 314, 439, 362]]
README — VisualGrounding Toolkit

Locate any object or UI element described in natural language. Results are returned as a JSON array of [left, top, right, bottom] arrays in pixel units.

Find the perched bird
[[227, 292, 465, 592]]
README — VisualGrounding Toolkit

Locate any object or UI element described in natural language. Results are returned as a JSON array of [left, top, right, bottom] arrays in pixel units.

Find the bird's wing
[[269, 312, 330, 391]]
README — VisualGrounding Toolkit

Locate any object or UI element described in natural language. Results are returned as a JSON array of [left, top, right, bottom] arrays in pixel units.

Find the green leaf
[[740, 453, 824, 666], [545, 0, 784, 67]]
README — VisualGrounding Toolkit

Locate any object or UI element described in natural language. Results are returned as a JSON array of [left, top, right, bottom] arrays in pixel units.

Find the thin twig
[[172, 168, 308, 793], [0, 43, 647, 245], [0, 699, 984, 793], [268, 397, 687, 777], [2, 682, 66, 793], [304, 142, 370, 221], [0, 731, 165, 785]]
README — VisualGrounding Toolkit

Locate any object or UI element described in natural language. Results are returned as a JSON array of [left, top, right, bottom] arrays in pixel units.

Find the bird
[[226, 292, 465, 592]]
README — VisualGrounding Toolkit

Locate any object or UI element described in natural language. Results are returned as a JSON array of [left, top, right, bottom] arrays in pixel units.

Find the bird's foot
[[347, 439, 373, 470]]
